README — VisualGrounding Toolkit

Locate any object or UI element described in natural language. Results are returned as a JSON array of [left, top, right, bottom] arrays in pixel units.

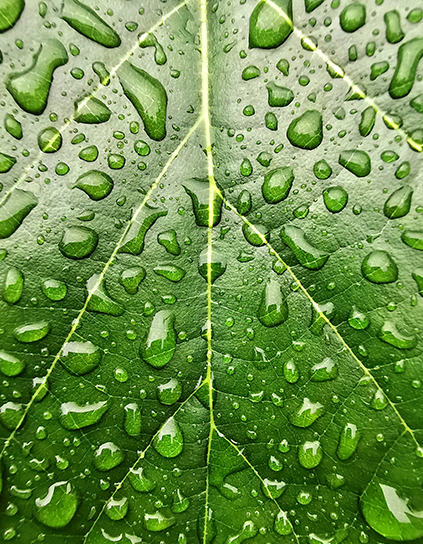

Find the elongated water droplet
[[289, 397, 324, 427], [258, 279, 288, 327], [237, 190, 252, 215], [118, 204, 167, 255], [74, 95, 111, 124], [93, 442, 124, 471], [60, 400, 109, 430], [92, 61, 110, 85], [362, 250, 398, 284], [384, 185, 413, 219], [275, 511, 293, 535], [310, 302, 335, 335], [243, 222, 269, 246], [378, 321, 417, 349], [371, 389, 388, 410], [262, 166, 294, 204], [359, 106, 376, 136], [299, 440, 323, 468], [183, 178, 223, 227], [154, 264, 185, 282], [34, 482, 78, 528], [337, 423, 360, 460], [153, 417, 183, 458], [3, 267, 23, 304], [402, 230, 423, 251], [390, 38, 423, 99], [141, 310, 176, 368], [249, 0, 293, 49], [0, 189, 37, 239], [6, 40, 68, 115], [61, 0, 121, 48], [0, 402, 23, 429], [106, 497, 128, 520], [0, 350, 24, 376], [226, 521, 257, 543], [172, 489, 189, 513], [59, 226, 98, 259], [144, 511, 175, 532], [4, 114, 22, 139], [14, 321, 50, 343], [138, 32, 167, 65], [61, 341, 102, 375], [287, 110, 323, 150], [339, 149, 371, 177], [118, 61, 167, 141], [284, 360, 298, 383], [281, 225, 329, 270]]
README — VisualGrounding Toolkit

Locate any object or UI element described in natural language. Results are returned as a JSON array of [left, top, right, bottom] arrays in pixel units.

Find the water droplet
[[258, 279, 288, 327], [299, 440, 323, 468], [0, 350, 25, 377], [348, 305, 370, 329], [267, 82, 294, 107], [118, 204, 167, 255], [3, 267, 23, 304], [34, 481, 78, 528], [73, 170, 113, 201], [79, 144, 98, 162], [142, 310, 176, 368], [378, 321, 417, 349], [4, 114, 22, 140], [249, 0, 293, 49], [287, 110, 323, 150], [183, 178, 223, 227], [92, 61, 110, 85], [339, 149, 371, 177], [86, 274, 124, 316], [243, 222, 269, 246], [154, 264, 185, 282], [119, 266, 145, 294], [0, 189, 38, 239], [118, 61, 167, 141], [138, 32, 167, 65], [74, 95, 111, 124], [275, 510, 292, 535], [59, 226, 98, 259], [340, 2, 366, 32], [362, 251, 398, 284], [402, 230, 423, 251], [14, 321, 50, 343], [106, 496, 128, 521], [129, 466, 156, 492], [262, 166, 294, 204], [157, 378, 182, 406], [172, 489, 189, 513], [384, 186, 413, 219], [60, 399, 109, 430], [61, 341, 102, 375], [0, 402, 23, 430], [311, 357, 338, 381], [313, 159, 332, 179], [124, 402, 141, 436], [371, 389, 388, 410], [37, 126, 62, 153], [0, 0, 24, 31], [61, 0, 121, 47], [281, 225, 329, 270], [226, 521, 258, 543], [337, 423, 360, 460], [153, 417, 183, 458], [390, 38, 423, 99], [240, 158, 253, 177], [242, 65, 260, 80], [289, 397, 324, 427], [144, 511, 175, 532], [42, 279, 67, 301], [323, 186, 348, 213], [262, 478, 286, 499], [198, 248, 227, 283], [6, 39, 68, 115]]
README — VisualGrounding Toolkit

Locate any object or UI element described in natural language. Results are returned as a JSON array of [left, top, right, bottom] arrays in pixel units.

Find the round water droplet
[[93, 442, 124, 471], [153, 417, 183, 458], [34, 481, 78, 528], [362, 250, 398, 284], [59, 226, 98, 259], [37, 127, 62, 153]]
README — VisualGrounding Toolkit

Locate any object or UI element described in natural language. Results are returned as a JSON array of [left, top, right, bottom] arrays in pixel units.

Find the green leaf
[[0, 1, 423, 542]]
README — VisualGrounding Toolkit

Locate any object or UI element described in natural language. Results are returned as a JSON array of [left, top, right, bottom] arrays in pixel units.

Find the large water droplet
[[0, 350, 25, 377], [129, 467, 156, 492], [0, 0, 24, 32], [0, 402, 23, 429], [34, 482, 78, 528], [141, 310, 176, 368], [6, 40, 68, 115], [61, 341, 102, 375], [249, 0, 293, 49], [59, 226, 98, 259], [384, 186, 413, 219], [262, 166, 294, 204], [60, 400, 109, 430], [275, 511, 293, 535], [93, 442, 124, 471], [262, 478, 286, 499], [183, 178, 223, 227], [153, 417, 183, 458], [119, 266, 145, 294], [348, 305, 370, 329], [390, 38, 423, 99], [4, 113, 22, 140], [242, 222, 270, 246], [158, 229, 180, 255], [323, 186, 348, 213], [289, 397, 324, 427], [14, 321, 50, 343], [3, 267, 23, 304], [281, 225, 329, 270], [339, 150, 371, 177], [138, 32, 167, 65], [198, 248, 227, 283], [154, 264, 186, 282], [362, 251, 398, 284], [284, 360, 299, 383], [359, 106, 376, 136], [402, 230, 423, 251], [226, 521, 257, 543], [42, 279, 67, 301], [158, 378, 182, 405], [378, 321, 417, 349], [118, 61, 167, 141], [311, 357, 338, 381], [124, 402, 141, 436], [37, 126, 62, 153], [74, 95, 111, 124], [74, 170, 114, 200], [298, 440, 323, 468], [257, 279, 288, 327], [144, 511, 175, 532], [86, 274, 124, 316], [106, 497, 128, 521], [287, 110, 323, 150], [267, 82, 294, 107], [0, 189, 37, 239], [0, 152, 16, 173], [340, 2, 366, 32], [61, 0, 121, 48], [118, 204, 167, 255]]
